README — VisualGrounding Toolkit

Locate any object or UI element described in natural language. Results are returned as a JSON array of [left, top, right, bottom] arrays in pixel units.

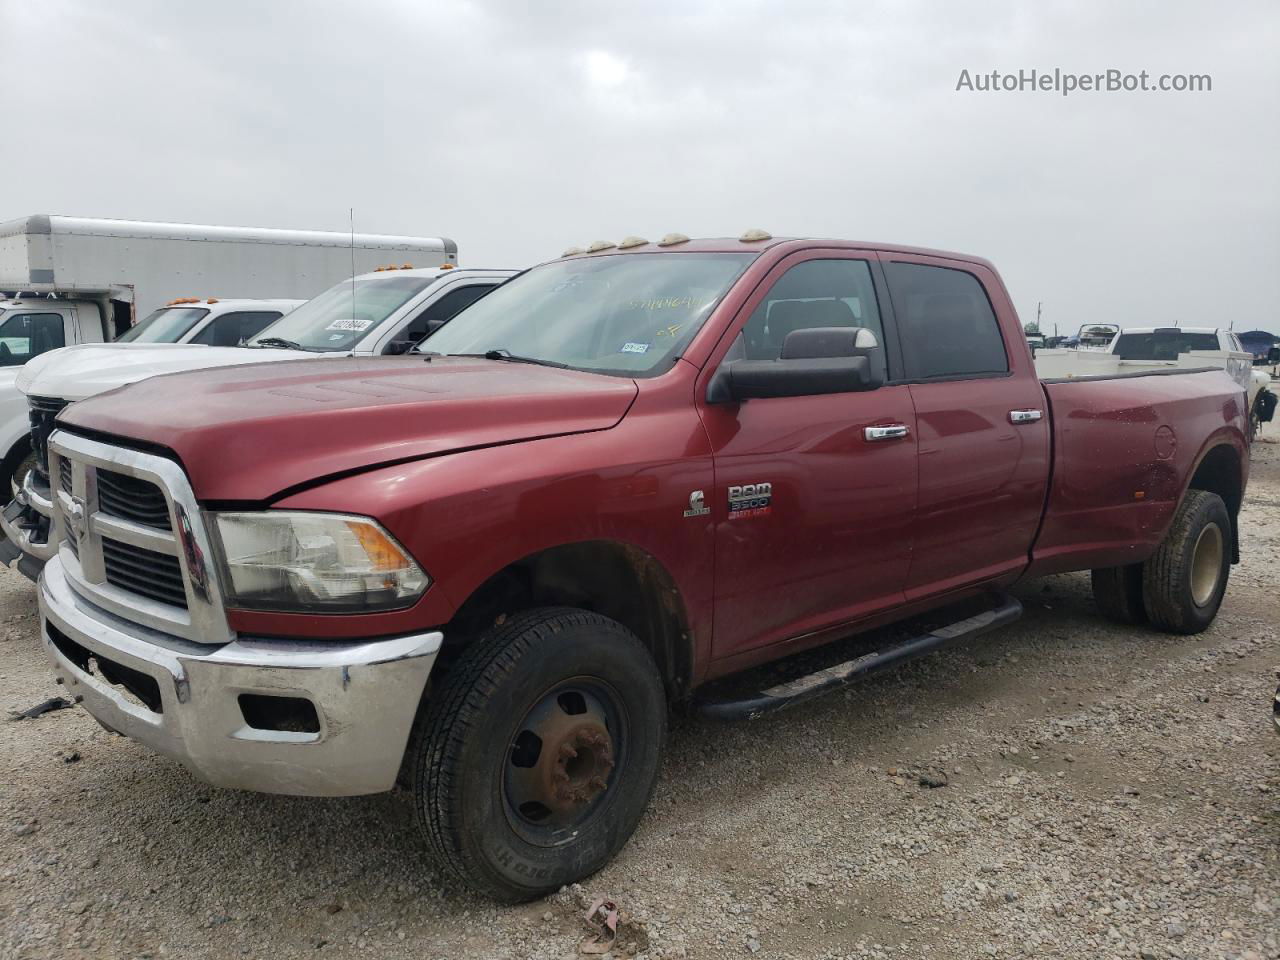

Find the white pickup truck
[[0, 265, 514, 578], [1036, 326, 1276, 434], [0, 296, 302, 491]]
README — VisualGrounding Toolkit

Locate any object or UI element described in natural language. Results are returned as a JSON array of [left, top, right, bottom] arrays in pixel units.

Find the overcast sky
[[2, 0, 1277, 335]]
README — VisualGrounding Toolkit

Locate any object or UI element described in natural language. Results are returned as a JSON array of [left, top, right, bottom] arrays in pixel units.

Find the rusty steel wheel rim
[[502, 678, 625, 847], [1190, 522, 1224, 607]]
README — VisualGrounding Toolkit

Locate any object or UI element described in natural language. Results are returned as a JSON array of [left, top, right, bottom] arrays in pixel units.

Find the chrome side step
[[696, 594, 1023, 720]]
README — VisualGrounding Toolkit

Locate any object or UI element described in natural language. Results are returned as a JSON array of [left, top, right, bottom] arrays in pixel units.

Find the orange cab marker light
[[206, 298, 219, 304], [439, 263, 454, 270], [1134, 491, 1146, 500]]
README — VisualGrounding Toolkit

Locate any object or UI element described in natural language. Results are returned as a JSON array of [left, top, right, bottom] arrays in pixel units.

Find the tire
[[1090, 563, 1146, 625], [412, 607, 667, 903], [1141, 490, 1231, 635], [0, 446, 35, 501]]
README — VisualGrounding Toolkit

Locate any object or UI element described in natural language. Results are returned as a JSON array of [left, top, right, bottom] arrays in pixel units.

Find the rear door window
[[0, 312, 66, 366], [884, 262, 1008, 380]]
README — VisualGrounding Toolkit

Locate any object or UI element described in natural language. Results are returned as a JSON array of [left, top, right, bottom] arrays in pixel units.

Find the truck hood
[[17, 343, 308, 401], [60, 356, 639, 501]]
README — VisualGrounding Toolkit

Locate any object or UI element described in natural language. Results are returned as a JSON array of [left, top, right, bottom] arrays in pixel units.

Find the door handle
[[1008, 409, 1043, 424], [864, 424, 910, 441]]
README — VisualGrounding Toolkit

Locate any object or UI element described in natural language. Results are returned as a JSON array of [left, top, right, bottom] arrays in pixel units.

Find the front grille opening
[[102, 538, 187, 609], [96, 469, 172, 531], [58, 457, 72, 494], [238, 694, 320, 734], [47, 622, 163, 714], [28, 396, 68, 479]]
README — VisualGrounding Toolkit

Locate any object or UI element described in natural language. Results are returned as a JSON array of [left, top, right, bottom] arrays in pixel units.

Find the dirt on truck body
[[36, 232, 1248, 901]]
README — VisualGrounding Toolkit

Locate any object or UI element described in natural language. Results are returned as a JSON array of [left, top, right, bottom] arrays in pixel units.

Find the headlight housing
[[210, 511, 429, 613]]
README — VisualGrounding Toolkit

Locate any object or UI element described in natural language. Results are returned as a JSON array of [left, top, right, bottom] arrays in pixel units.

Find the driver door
[[695, 252, 919, 663]]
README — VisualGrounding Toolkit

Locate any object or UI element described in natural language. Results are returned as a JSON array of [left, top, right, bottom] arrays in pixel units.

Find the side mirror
[[708, 327, 885, 402], [384, 339, 416, 356]]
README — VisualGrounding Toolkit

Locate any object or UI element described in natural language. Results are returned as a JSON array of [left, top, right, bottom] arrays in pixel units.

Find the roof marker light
[[657, 233, 690, 247], [206, 298, 219, 304], [561, 246, 586, 257], [618, 236, 649, 249], [586, 240, 617, 253], [439, 263, 454, 269], [739, 228, 772, 242], [402, 263, 413, 269]]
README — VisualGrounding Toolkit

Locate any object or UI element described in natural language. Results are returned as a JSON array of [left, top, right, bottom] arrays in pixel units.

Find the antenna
[[349, 208, 357, 324]]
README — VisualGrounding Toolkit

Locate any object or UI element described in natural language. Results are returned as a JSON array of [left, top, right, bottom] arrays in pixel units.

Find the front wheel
[[0, 448, 35, 501], [1142, 490, 1231, 635], [412, 607, 667, 902]]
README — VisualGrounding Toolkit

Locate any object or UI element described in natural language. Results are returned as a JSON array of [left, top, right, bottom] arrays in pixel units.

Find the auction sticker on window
[[326, 318, 374, 332], [621, 342, 650, 354]]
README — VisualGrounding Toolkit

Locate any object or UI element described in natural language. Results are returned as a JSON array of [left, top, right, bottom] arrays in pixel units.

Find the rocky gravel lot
[[2, 442, 1277, 960]]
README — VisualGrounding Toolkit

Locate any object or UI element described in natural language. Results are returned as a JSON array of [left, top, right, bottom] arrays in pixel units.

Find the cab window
[[397, 283, 496, 348], [0, 312, 66, 366], [190, 311, 283, 347], [740, 259, 888, 380]]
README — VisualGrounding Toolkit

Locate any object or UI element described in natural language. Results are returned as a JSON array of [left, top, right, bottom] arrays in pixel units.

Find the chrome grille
[[96, 469, 172, 531], [47, 432, 233, 646], [28, 396, 68, 479], [102, 538, 187, 608]]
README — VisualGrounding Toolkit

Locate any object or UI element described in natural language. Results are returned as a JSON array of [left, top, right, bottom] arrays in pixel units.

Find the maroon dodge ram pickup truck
[[38, 233, 1248, 901]]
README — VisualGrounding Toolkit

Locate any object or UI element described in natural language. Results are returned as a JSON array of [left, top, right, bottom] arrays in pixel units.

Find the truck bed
[[1028, 367, 1247, 576]]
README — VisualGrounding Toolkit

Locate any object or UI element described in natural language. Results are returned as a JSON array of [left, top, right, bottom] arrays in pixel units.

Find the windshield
[[1114, 332, 1220, 360], [246, 275, 437, 352], [422, 253, 755, 376], [116, 307, 209, 343]]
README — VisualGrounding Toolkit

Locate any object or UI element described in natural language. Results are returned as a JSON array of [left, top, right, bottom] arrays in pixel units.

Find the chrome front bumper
[[39, 557, 442, 796]]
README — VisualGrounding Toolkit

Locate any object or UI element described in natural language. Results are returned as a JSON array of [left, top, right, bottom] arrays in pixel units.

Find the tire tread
[[1141, 489, 1229, 635], [411, 607, 660, 900]]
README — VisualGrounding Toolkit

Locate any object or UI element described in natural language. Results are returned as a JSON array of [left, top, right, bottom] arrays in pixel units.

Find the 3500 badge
[[727, 482, 772, 519]]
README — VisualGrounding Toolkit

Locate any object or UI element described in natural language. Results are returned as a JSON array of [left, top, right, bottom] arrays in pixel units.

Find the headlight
[[210, 511, 429, 613]]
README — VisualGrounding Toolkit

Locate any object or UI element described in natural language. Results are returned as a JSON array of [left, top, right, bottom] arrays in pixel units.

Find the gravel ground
[[2, 443, 1277, 960]]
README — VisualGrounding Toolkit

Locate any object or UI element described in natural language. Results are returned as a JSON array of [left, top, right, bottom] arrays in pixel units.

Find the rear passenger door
[[881, 256, 1049, 598]]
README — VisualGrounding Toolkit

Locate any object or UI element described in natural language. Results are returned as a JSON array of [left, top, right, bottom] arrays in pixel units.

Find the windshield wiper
[[453, 349, 570, 369], [251, 336, 310, 351]]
